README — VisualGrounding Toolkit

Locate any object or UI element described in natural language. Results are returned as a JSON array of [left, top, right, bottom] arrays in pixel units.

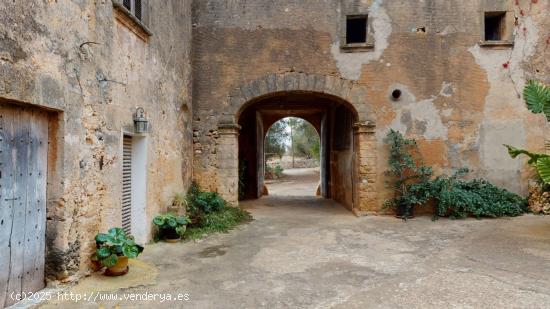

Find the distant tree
[[265, 119, 288, 159], [288, 118, 320, 162], [266, 118, 320, 165]]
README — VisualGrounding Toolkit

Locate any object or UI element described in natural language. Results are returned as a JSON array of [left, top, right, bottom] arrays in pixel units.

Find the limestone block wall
[[0, 1, 193, 280], [192, 0, 550, 212], [354, 123, 378, 215]]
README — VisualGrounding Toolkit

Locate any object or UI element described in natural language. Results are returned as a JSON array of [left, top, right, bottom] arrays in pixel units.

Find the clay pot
[[90, 259, 102, 272], [105, 256, 129, 276]]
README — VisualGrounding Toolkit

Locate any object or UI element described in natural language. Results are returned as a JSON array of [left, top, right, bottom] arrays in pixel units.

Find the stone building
[[0, 1, 192, 306], [192, 0, 550, 213], [0, 0, 549, 306]]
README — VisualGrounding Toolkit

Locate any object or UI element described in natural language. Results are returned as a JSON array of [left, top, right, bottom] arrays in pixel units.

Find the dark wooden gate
[[0, 103, 48, 307]]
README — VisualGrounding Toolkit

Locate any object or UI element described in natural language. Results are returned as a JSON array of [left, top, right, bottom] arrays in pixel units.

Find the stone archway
[[217, 73, 378, 215], [219, 72, 371, 125]]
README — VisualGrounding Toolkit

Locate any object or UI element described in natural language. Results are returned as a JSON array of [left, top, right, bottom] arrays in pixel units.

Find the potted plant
[[167, 192, 188, 215], [153, 213, 190, 243], [91, 227, 144, 276]]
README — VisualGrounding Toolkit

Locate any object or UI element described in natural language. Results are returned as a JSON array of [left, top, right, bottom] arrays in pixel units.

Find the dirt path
[[265, 167, 320, 196]]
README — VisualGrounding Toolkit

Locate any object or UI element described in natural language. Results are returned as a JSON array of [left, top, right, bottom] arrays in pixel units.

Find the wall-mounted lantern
[[133, 107, 149, 133]]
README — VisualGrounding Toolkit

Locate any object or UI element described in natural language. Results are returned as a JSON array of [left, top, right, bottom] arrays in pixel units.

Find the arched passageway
[[237, 91, 358, 210], [215, 73, 378, 215], [260, 117, 321, 197], [264, 117, 321, 197]]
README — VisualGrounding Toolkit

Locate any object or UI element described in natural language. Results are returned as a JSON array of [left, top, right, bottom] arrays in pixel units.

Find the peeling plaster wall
[[468, 12, 545, 193], [0, 1, 193, 280], [331, 0, 392, 80], [193, 0, 550, 212]]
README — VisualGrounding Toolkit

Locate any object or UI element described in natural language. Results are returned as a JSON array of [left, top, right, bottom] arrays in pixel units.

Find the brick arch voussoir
[[221, 73, 373, 126]]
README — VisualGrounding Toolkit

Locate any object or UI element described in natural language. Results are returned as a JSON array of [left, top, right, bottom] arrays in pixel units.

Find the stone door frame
[[217, 72, 378, 215]]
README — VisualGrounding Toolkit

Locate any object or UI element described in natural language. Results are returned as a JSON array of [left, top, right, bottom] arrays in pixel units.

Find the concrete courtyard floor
[[36, 168, 550, 308]]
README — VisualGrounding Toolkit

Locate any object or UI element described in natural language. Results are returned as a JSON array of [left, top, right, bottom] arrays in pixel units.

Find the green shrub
[[184, 206, 252, 240], [273, 164, 283, 177], [311, 141, 320, 162], [184, 182, 252, 240], [266, 163, 284, 179], [265, 164, 273, 177], [384, 130, 527, 219], [429, 169, 527, 219], [187, 182, 226, 217], [383, 129, 433, 218]]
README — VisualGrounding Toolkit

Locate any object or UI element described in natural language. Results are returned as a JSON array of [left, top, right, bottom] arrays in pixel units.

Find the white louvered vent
[[122, 135, 133, 235]]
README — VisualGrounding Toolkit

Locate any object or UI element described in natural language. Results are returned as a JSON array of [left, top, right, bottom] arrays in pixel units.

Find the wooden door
[[0, 104, 48, 308]]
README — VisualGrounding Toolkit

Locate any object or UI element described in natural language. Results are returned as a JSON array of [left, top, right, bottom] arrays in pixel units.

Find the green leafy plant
[[187, 183, 226, 216], [523, 80, 550, 120], [288, 117, 320, 160], [385, 130, 527, 220], [171, 192, 188, 209], [428, 169, 526, 219], [91, 227, 144, 268], [311, 141, 320, 162], [153, 213, 190, 236], [504, 145, 550, 184], [273, 164, 284, 177], [266, 163, 284, 179], [184, 206, 253, 240], [504, 80, 550, 183], [505, 145, 550, 165], [383, 129, 433, 218], [186, 182, 227, 226], [184, 182, 252, 240], [537, 157, 550, 184]]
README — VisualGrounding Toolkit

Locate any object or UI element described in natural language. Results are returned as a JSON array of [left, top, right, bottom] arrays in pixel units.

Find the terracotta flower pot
[[105, 256, 129, 276], [90, 259, 102, 272]]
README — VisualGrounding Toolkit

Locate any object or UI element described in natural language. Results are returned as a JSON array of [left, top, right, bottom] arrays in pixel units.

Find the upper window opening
[[484, 12, 506, 41], [123, 0, 143, 21], [346, 16, 368, 44], [113, 0, 152, 41]]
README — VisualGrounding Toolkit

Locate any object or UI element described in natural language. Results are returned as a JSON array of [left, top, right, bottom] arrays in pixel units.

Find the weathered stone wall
[[0, 0, 193, 280], [192, 0, 550, 213]]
